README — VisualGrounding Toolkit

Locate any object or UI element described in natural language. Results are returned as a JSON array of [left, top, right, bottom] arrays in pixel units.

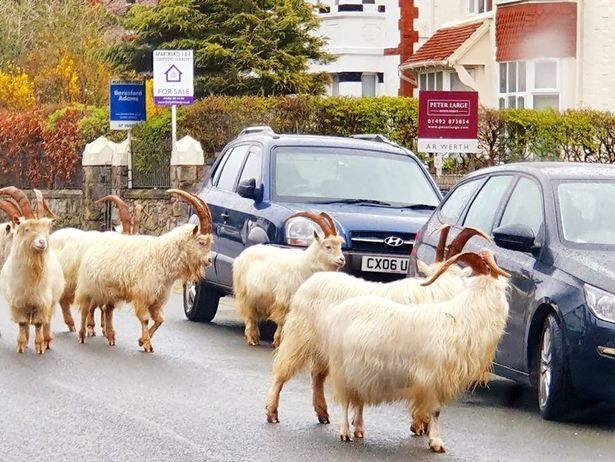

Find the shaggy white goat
[[49, 195, 134, 335], [74, 189, 213, 352], [233, 211, 345, 347], [323, 249, 510, 453], [265, 226, 490, 428], [0, 187, 65, 354]]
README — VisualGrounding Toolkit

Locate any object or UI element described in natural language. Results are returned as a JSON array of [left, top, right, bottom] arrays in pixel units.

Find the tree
[[108, 0, 333, 96], [0, 0, 116, 105]]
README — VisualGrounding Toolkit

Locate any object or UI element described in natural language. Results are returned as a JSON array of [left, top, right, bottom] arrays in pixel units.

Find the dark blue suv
[[183, 127, 441, 323]]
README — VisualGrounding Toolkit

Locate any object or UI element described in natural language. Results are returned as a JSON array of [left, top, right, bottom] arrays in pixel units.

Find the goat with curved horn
[[166, 189, 212, 234], [421, 249, 510, 287], [445, 227, 492, 260], [284, 211, 336, 237], [0, 187, 34, 219], [33, 189, 56, 219], [95, 195, 131, 234]]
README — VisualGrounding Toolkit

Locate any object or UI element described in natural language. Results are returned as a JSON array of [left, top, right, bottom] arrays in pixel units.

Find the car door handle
[[220, 212, 229, 221]]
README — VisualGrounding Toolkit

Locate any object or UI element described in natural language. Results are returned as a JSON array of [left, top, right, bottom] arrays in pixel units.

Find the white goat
[[265, 226, 490, 428], [323, 249, 510, 453], [74, 189, 213, 352], [233, 211, 345, 347], [50, 195, 134, 335], [0, 187, 65, 354]]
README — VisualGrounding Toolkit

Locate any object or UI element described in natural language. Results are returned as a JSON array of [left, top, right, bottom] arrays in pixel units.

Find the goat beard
[[179, 259, 206, 285]]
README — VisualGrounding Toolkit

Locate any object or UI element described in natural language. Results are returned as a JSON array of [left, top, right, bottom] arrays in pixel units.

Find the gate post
[[82, 136, 114, 231], [169, 135, 206, 227]]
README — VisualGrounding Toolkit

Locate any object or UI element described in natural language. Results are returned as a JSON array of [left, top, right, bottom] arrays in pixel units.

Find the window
[[216, 144, 250, 191], [272, 147, 440, 206], [498, 61, 526, 109], [499, 177, 544, 237], [468, 0, 493, 14], [419, 71, 444, 91], [440, 179, 482, 223], [463, 175, 513, 233], [237, 147, 262, 188], [361, 73, 377, 96], [498, 59, 559, 110]]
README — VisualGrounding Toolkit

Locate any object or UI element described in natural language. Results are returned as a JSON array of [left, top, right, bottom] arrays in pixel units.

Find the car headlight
[[285, 217, 321, 247], [584, 284, 615, 323]]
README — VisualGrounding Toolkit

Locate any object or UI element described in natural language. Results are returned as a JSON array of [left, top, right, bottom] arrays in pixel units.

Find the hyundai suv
[[183, 127, 442, 323]]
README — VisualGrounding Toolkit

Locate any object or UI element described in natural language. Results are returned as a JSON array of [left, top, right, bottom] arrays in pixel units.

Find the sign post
[[417, 90, 479, 176], [153, 49, 194, 150], [109, 80, 146, 189]]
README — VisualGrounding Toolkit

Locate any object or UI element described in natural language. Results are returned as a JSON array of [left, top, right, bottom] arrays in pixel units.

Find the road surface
[[0, 293, 613, 461]]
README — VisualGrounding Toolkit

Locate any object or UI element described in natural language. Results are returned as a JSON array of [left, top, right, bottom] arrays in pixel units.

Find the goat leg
[[34, 323, 44, 354], [339, 400, 352, 442], [16, 322, 28, 353], [352, 403, 365, 439]]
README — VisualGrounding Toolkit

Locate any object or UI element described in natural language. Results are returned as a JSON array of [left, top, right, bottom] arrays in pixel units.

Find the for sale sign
[[418, 91, 479, 153], [153, 49, 194, 105]]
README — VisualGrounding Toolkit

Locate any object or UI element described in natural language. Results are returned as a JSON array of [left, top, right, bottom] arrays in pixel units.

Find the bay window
[[498, 59, 560, 110]]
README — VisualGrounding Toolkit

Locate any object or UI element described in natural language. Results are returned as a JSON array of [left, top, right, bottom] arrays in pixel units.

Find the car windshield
[[557, 180, 615, 246], [271, 146, 440, 207]]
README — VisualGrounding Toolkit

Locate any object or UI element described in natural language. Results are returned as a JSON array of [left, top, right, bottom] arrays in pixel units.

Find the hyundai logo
[[384, 236, 404, 247]]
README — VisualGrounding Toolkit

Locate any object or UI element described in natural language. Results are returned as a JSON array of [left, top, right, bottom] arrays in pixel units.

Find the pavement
[[0, 294, 614, 462]]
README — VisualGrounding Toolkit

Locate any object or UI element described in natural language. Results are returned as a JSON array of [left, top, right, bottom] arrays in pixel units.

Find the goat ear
[[192, 225, 199, 235], [4, 223, 11, 233], [313, 230, 321, 242], [12, 216, 21, 226]]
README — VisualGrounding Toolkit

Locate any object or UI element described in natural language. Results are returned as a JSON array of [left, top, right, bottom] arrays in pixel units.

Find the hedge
[[1, 97, 614, 187]]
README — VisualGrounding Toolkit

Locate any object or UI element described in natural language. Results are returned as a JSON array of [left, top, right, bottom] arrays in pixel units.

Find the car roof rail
[[350, 133, 396, 144], [238, 126, 275, 137]]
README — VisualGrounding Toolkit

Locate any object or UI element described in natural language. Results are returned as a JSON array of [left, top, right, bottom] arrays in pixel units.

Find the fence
[[435, 174, 464, 194], [131, 152, 171, 189], [0, 152, 83, 189]]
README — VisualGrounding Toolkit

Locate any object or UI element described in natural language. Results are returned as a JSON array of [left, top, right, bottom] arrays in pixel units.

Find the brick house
[[400, 0, 615, 111]]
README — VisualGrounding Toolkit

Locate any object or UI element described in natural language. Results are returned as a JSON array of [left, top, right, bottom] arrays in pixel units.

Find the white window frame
[[468, 0, 493, 15], [498, 59, 561, 110], [418, 70, 448, 91]]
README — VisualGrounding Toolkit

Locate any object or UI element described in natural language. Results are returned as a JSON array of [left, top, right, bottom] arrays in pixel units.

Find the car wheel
[[537, 313, 575, 420], [183, 281, 222, 323]]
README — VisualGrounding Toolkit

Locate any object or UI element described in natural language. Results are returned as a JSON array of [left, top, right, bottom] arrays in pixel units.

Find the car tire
[[183, 281, 222, 323], [537, 313, 576, 420]]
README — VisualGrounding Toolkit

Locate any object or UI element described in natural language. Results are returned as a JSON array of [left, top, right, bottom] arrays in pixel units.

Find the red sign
[[418, 90, 479, 153]]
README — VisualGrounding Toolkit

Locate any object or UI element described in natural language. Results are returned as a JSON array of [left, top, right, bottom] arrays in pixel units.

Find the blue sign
[[109, 80, 146, 130]]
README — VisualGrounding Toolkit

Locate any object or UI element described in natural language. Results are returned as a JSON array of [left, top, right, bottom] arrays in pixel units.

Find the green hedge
[[3, 98, 615, 184]]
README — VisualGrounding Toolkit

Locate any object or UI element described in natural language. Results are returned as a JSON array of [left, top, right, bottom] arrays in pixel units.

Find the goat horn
[[96, 195, 131, 235], [319, 211, 338, 235], [421, 251, 489, 286], [33, 189, 56, 219], [0, 187, 34, 219], [480, 249, 511, 278], [0, 199, 22, 222], [431, 224, 451, 263], [445, 226, 492, 259], [166, 189, 212, 234], [284, 211, 334, 237], [131, 203, 143, 235]]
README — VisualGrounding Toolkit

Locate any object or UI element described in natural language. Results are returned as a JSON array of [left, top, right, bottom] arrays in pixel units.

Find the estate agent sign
[[109, 80, 146, 130], [153, 49, 194, 105], [418, 90, 479, 153]]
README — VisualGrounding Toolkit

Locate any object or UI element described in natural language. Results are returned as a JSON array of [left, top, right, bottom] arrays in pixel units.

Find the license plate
[[361, 256, 409, 274]]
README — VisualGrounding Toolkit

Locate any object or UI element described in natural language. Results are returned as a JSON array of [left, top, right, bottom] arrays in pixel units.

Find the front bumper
[[342, 250, 409, 282], [565, 306, 615, 401]]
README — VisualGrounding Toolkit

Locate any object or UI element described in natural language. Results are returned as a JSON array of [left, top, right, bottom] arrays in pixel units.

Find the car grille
[[350, 231, 415, 255]]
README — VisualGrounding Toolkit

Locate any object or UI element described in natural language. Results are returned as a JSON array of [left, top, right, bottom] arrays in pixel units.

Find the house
[[401, 0, 615, 111], [164, 64, 182, 83], [308, 0, 419, 96]]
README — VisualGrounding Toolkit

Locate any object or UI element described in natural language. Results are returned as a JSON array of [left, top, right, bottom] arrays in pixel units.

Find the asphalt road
[[0, 292, 613, 462]]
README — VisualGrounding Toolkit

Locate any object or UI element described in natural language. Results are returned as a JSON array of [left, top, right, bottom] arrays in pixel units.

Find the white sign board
[[153, 49, 194, 105]]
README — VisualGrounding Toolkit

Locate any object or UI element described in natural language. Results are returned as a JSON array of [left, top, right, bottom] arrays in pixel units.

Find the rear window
[[271, 146, 439, 207]]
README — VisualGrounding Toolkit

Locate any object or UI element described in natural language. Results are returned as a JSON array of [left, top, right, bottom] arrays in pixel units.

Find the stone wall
[[40, 189, 84, 229]]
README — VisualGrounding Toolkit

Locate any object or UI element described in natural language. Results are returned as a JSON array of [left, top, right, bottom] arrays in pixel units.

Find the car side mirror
[[493, 224, 537, 253], [237, 178, 257, 200]]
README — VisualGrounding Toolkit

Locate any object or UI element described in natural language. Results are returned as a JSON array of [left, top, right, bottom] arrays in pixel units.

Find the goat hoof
[[78, 333, 85, 344], [411, 422, 426, 436], [429, 438, 446, 453], [339, 433, 352, 442], [317, 414, 330, 424], [86, 329, 95, 337], [107, 336, 116, 346], [67, 325, 76, 333], [354, 430, 364, 439], [138, 338, 144, 347], [35, 344, 44, 355], [266, 411, 279, 424], [16, 344, 26, 353], [142, 343, 153, 353]]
